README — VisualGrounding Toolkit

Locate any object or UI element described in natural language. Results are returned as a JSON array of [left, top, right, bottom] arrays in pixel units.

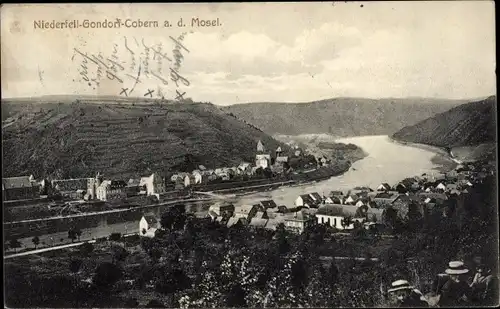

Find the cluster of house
[[137, 160, 494, 237], [167, 140, 297, 188], [2, 140, 319, 205], [2, 172, 167, 203], [2, 175, 40, 202]]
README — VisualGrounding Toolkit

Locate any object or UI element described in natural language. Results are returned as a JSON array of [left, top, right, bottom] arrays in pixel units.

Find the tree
[[68, 229, 77, 243], [32, 236, 40, 249], [75, 229, 82, 242], [79, 242, 94, 257], [264, 253, 303, 307], [353, 224, 367, 240], [263, 167, 273, 179], [109, 233, 122, 241], [254, 167, 264, 178], [275, 223, 290, 255], [9, 239, 22, 253], [111, 245, 129, 264], [146, 299, 165, 308], [160, 205, 187, 231], [140, 237, 153, 253], [304, 264, 334, 307], [93, 262, 123, 289], [407, 202, 423, 232], [124, 298, 139, 308], [69, 258, 83, 273], [383, 207, 399, 231], [149, 247, 163, 263], [154, 265, 191, 307], [226, 284, 247, 307], [325, 259, 339, 285], [341, 216, 353, 230], [290, 257, 308, 291]]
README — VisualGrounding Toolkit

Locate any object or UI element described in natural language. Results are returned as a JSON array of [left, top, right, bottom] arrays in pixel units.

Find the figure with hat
[[469, 255, 499, 306], [387, 279, 429, 307], [438, 261, 472, 307]]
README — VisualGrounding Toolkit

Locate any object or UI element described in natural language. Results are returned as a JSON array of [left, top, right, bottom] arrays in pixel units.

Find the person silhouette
[[387, 279, 429, 307], [439, 261, 472, 307]]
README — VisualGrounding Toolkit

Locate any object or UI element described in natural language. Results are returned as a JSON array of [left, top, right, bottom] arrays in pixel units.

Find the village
[[3, 148, 496, 308], [3, 139, 340, 222], [140, 158, 494, 237], [3, 137, 495, 253]]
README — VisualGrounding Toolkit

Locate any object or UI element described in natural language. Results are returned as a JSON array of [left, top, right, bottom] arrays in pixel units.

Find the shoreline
[[388, 136, 458, 172], [3, 167, 348, 225], [3, 136, 466, 255], [4, 197, 214, 226], [4, 136, 453, 225]]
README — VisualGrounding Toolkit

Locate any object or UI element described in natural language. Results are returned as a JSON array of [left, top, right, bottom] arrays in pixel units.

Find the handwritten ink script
[[71, 32, 191, 102]]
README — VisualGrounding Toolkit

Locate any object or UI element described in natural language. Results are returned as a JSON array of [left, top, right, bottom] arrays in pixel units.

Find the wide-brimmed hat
[[445, 261, 469, 275], [388, 280, 414, 293]]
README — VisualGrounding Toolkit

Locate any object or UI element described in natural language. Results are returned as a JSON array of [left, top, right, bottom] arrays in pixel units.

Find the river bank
[[4, 164, 349, 224], [3, 134, 456, 255], [389, 136, 457, 173], [4, 197, 213, 226]]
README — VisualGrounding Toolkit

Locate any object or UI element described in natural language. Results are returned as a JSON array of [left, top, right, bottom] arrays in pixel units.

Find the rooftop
[[316, 204, 361, 218], [3, 176, 36, 189], [143, 215, 158, 225]]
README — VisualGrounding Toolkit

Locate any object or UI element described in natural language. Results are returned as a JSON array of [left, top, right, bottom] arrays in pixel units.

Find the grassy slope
[[222, 97, 466, 136], [2, 99, 288, 179]]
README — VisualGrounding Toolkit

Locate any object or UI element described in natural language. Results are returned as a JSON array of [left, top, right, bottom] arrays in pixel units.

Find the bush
[[79, 242, 94, 256], [93, 262, 123, 289], [146, 299, 165, 308], [109, 233, 122, 241], [124, 298, 139, 308], [110, 245, 129, 263]]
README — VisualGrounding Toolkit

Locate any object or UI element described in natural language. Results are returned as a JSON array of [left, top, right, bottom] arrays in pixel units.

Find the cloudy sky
[[1, 2, 496, 105]]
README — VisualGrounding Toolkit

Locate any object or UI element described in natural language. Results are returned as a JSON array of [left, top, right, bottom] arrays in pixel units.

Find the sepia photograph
[[1, 2, 498, 308]]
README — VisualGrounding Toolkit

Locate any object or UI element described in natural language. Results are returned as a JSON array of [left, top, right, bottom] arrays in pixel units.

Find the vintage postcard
[[2, 2, 498, 308]]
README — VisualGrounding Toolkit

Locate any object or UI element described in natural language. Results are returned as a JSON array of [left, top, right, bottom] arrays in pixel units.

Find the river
[[5, 135, 448, 252], [228, 135, 446, 207]]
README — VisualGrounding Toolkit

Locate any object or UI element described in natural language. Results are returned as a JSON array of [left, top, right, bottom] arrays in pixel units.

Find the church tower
[[95, 172, 103, 187], [276, 146, 283, 157], [257, 140, 265, 153]]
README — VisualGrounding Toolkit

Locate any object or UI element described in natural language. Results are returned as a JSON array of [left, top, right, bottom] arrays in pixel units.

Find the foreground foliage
[[4, 173, 497, 308]]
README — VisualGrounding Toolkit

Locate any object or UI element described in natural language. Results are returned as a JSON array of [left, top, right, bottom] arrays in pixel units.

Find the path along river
[[5, 135, 449, 252]]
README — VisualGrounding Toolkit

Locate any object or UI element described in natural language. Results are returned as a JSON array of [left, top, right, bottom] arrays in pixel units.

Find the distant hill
[[222, 98, 467, 136], [392, 96, 496, 147], [1, 99, 288, 179]]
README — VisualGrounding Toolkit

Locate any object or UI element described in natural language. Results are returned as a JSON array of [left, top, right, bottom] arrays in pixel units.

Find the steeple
[[276, 146, 282, 157], [95, 172, 103, 187], [257, 140, 265, 153]]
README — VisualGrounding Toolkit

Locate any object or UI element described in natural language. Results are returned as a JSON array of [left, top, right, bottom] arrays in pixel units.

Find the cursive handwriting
[[108, 44, 125, 74], [126, 64, 142, 96], [169, 34, 190, 71], [73, 48, 124, 83], [169, 68, 190, 87], [77, 54, 90, 82], [73, 34, 190, 100], [151, 71, 169, 86], [123, 36, 137, 71]]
